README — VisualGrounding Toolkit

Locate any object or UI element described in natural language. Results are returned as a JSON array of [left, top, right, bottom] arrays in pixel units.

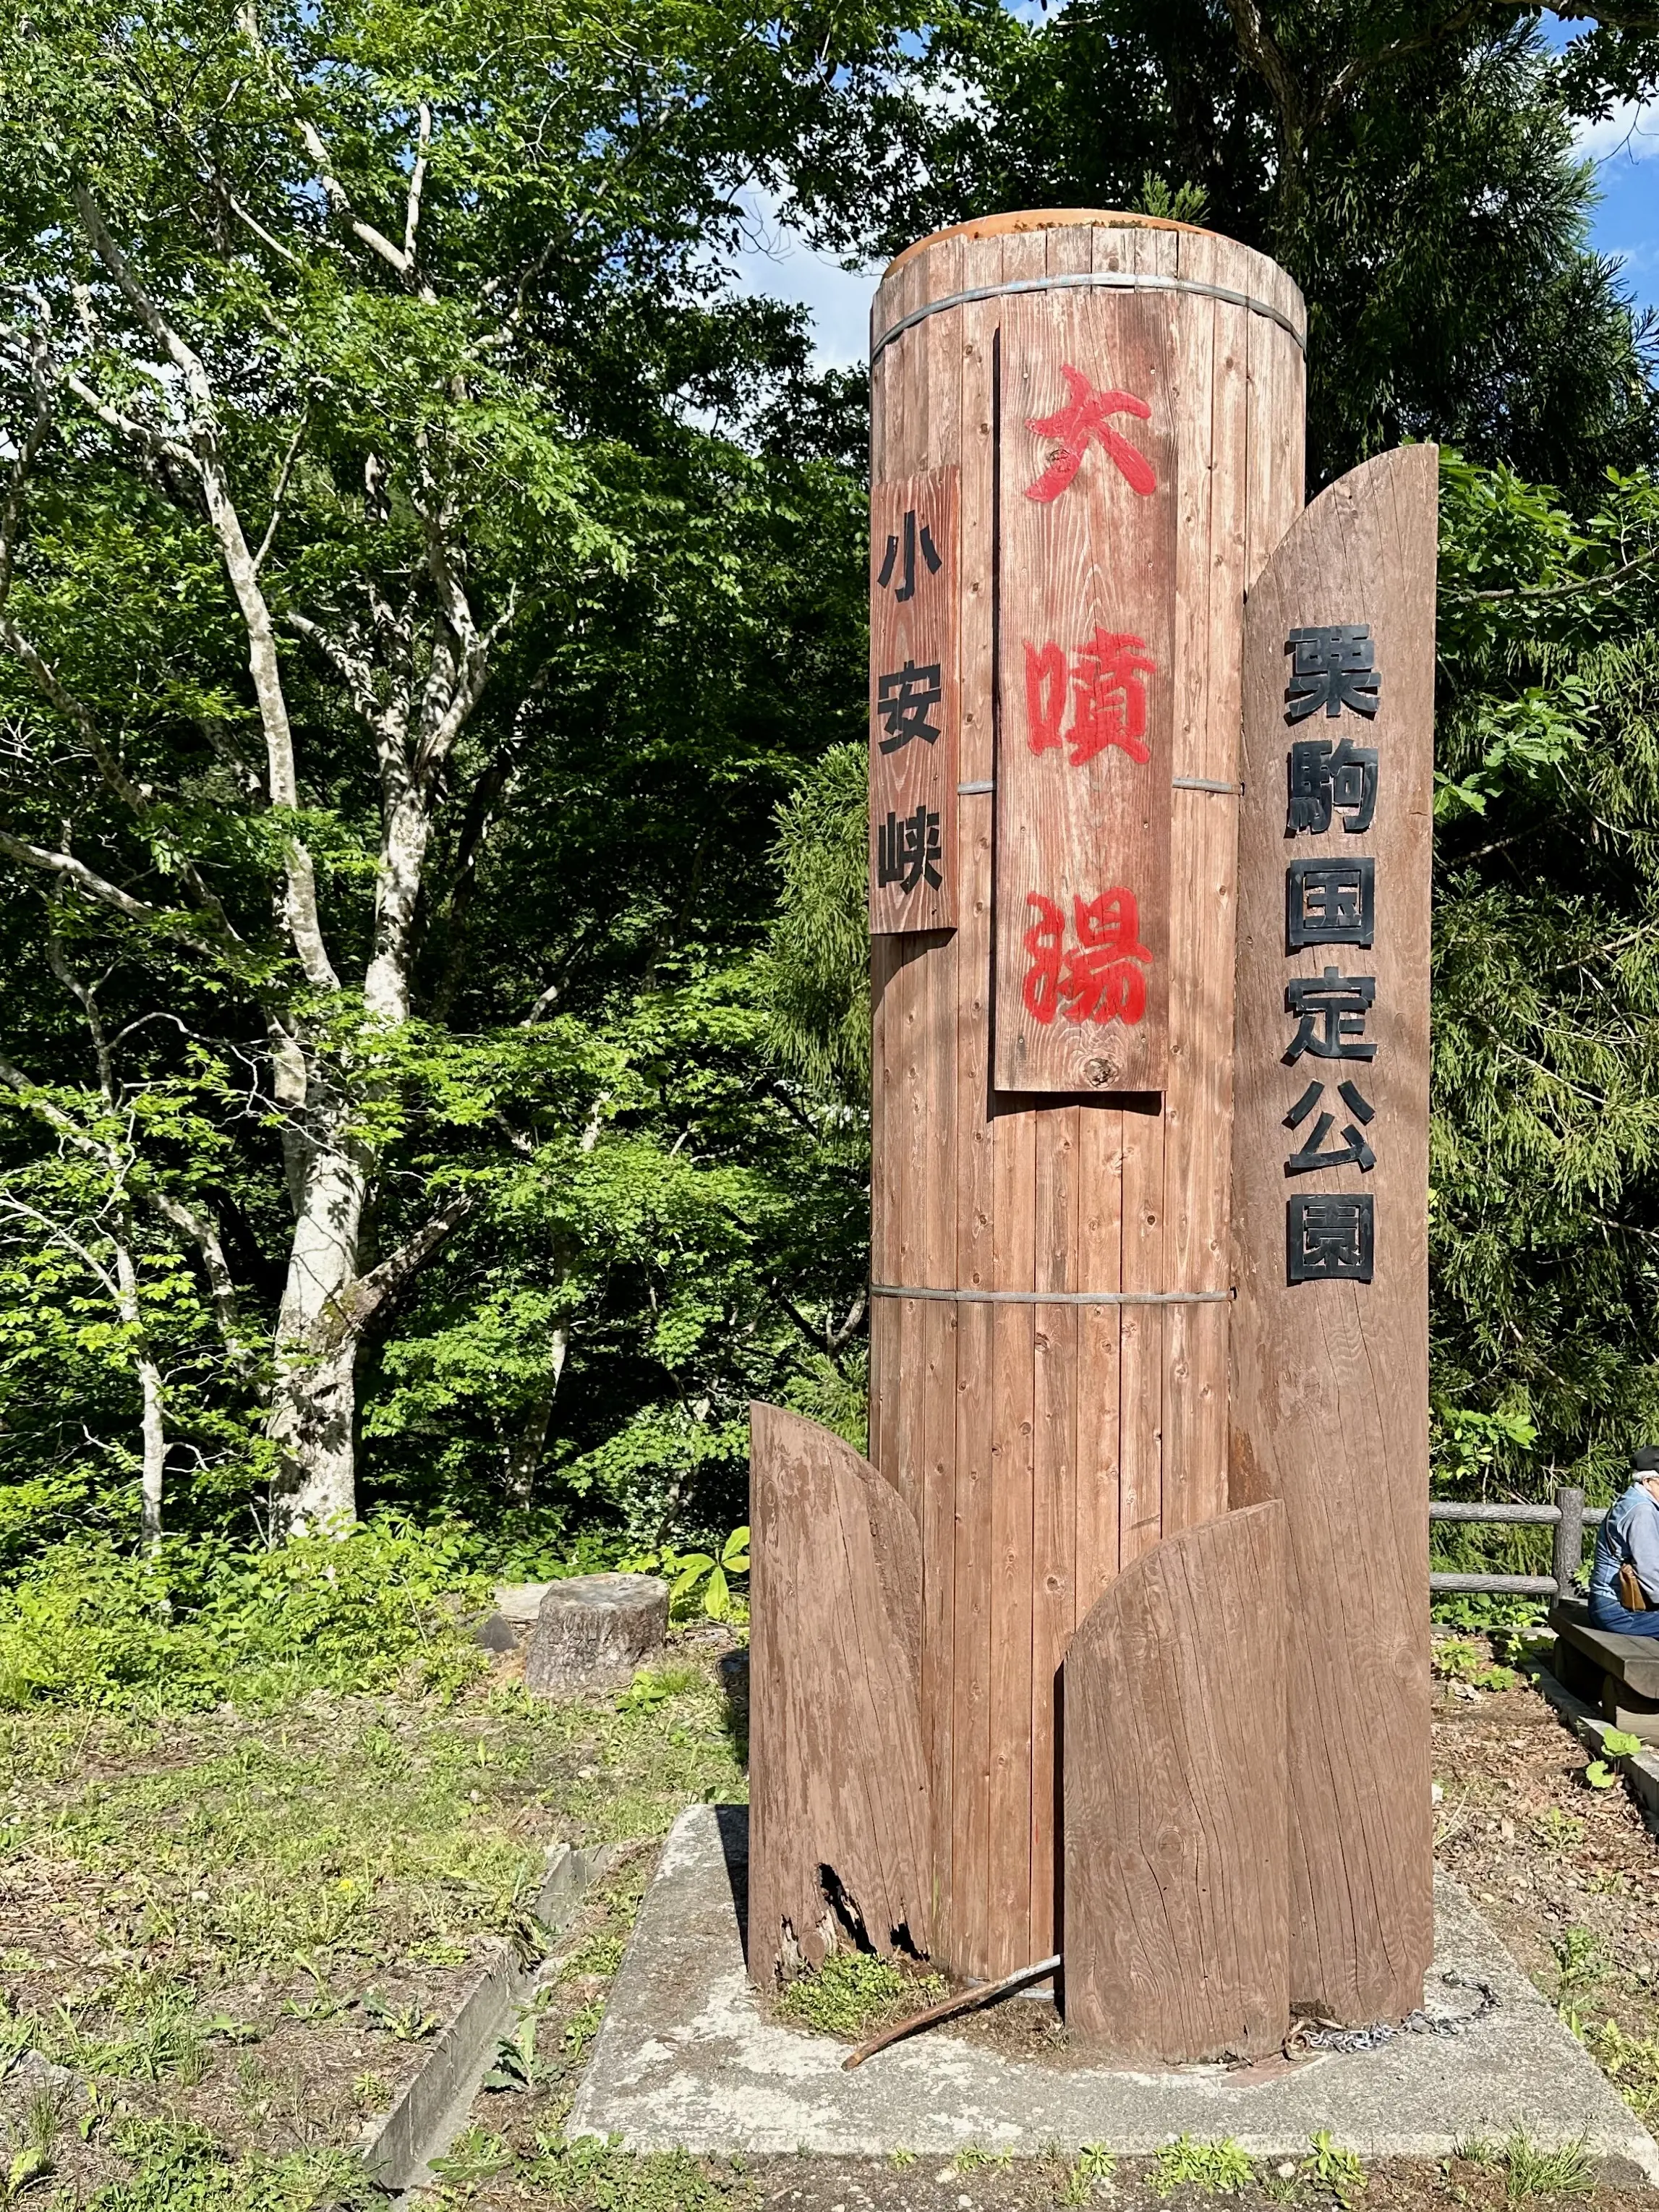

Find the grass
[[0, 1670, 741, 1982], [520, 2133, 748, 2210], [1150, 2137, 1256, 2197], [771, 1948, 944, 2038], [0, 1642, 746, 2205]]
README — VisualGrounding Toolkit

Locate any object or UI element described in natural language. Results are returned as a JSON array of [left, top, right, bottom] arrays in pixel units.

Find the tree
[[812, 1, 1659, 489], [0, 0, 913, 1533], [765, 1, 1659, 1518]]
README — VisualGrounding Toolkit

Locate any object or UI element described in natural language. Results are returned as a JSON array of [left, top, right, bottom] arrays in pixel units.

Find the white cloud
[[726, 190, 879, 370], [1574, 99, 1659, 164]]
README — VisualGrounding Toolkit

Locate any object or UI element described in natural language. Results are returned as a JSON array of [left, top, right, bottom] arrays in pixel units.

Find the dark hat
[[1634, 1446, 1659, 1474]]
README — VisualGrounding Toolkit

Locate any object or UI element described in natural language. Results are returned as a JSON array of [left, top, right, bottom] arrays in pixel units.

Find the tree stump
[[523, 1573, 668, 1696]]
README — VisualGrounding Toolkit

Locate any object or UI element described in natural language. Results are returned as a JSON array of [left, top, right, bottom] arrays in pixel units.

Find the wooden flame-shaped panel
[[747, 1403, 931, 1978], [1062, 1500, 1288, 2062], [1229, 444, 1436, 2024]]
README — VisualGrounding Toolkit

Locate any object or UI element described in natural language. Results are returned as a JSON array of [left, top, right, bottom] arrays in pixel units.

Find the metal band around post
[[870, 1283, 1232, 1306], [871, 270, 1306, 363]]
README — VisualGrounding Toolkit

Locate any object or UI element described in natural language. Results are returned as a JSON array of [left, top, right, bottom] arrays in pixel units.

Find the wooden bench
[[1550, 1598, 1659, 1738]]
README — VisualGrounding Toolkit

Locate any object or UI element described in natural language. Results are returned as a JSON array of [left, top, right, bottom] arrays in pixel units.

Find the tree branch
[[1462, 549, 1656, 603], [338, 1188, 475, 1335], [0, 830, 185, 929], [404, 102, 432, 271], [0, 1191, 121, 1303], [0, 326, 54, 611], [238, 1, 439, 302], [72, 182, 340, 991], [252, 413, 307, 573]]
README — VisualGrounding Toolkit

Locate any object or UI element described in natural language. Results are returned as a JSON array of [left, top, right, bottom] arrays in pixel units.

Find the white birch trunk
[[111, 1233, 167, 1548], [266, 1132, 370, 1532]]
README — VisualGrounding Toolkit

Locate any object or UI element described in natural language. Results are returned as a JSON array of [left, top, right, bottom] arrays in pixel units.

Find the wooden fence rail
[[1429, 1486, 1604, 1599]]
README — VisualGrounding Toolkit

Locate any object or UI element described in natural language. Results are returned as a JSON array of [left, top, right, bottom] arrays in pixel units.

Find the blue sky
[[726, 86, 1659, 367], [1577, 105, 1659, 315]]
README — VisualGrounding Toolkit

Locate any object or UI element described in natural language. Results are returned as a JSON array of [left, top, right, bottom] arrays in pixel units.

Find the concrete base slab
[[570, 1805, 1659, 2181]]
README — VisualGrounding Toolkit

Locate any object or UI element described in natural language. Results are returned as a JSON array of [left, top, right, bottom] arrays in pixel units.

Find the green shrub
[[0, 1518, 490, 1711], [773, 1948, 943, 2037], [1149, 2137, 1255, 2196]]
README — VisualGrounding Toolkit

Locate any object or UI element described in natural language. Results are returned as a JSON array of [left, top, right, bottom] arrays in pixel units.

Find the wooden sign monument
[[749, 210, 1436, 2058]]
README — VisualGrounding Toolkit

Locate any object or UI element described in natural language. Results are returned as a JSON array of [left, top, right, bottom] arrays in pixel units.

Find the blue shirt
[[1590, 1481, 1659, 1607]]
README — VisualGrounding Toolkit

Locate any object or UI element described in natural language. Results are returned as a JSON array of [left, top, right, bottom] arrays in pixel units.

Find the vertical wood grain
[[1229, 443, 1436, 2023], [950, 232, 1003, 1981], [992, 276, 1177, 1094], [857, 212, 1308, 1992], [749, 1403, 932, 1978], [869, 472, 959, 933], [1063, 1500, 1289, 2062]]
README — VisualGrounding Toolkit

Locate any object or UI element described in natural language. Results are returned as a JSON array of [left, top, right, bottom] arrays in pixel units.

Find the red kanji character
[[1024, 641, 1067, 754], [1024, 365, 1156, 503], [1066, 630, 1154, 765], [1059, 890, 1151, 1025], [1022, 893, 1066, 1024], [1021, 889, 1151, 1029], [1024, 631, 1156, 765]]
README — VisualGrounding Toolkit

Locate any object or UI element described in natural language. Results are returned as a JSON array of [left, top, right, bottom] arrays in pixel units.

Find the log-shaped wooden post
[[1229, 445, 1436, 2023], [867, 211, 1305, 1981], [747, 1403, 931, 1978], [1062, 1500, 1289, 2062]]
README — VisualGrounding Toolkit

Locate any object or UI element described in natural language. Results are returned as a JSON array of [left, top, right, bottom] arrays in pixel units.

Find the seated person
[[1588, 1445, 1659, 1635]]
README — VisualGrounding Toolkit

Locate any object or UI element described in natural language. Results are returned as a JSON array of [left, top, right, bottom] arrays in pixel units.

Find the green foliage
[[1055, 2145, 1117, 2205], [628, 1526, 751, 1622], [1555, 1926, 1606, 1997], [1302, 2132, 1367, 2205], [84, 2118, 375, 2211], [1501, 2130, 1595, 2203], [1432, 1638, 1520, 1691], [772, 1948, 943, 2038], [614, 1664, 704, 1715], [1148, 2136, 1255, 2197], [0, 0, 895, 1549], [1603, 1727, 1645, 1757], [760, 742, 872, 1103], [0, 1517, 488, 1711], [1582, 2013, 1659, 2118], [429, 2124, 514, 2190], [524, 2132, 743, 2212]]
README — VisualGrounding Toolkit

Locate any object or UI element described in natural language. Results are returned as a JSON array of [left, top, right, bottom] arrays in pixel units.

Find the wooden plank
[[748, 1403, 932, 1976], [985, 224, 1046, 1978], [1030, 1096, 1078, 1961], [1074, 1100, 1122, 1622], [1117, 234, 1175, 1556], [870, 471, 960, 932], [1158, 230, 1220, 1537], [918, 244, 963, 1965], [949, 233, 1003, 1982], [992, 247, 1178, 1094], [1062, 1500, 1289, 2062], [1019, 210, 1093, 1970], [1229, 443, 1436, 2023], [868, 932, 899, 1479]]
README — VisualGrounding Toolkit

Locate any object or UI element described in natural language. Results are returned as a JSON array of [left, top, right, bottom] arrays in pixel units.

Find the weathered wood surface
[[866, 210, 1305, 1981], [994, 285, 1176, 1094], [522, 1573, 668, 1696], [1062, 1501, 1289, 2062], [869, 469, 959, 932], [1229, 443, 1436, 2022], [746, 1403, 932, 1978]]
